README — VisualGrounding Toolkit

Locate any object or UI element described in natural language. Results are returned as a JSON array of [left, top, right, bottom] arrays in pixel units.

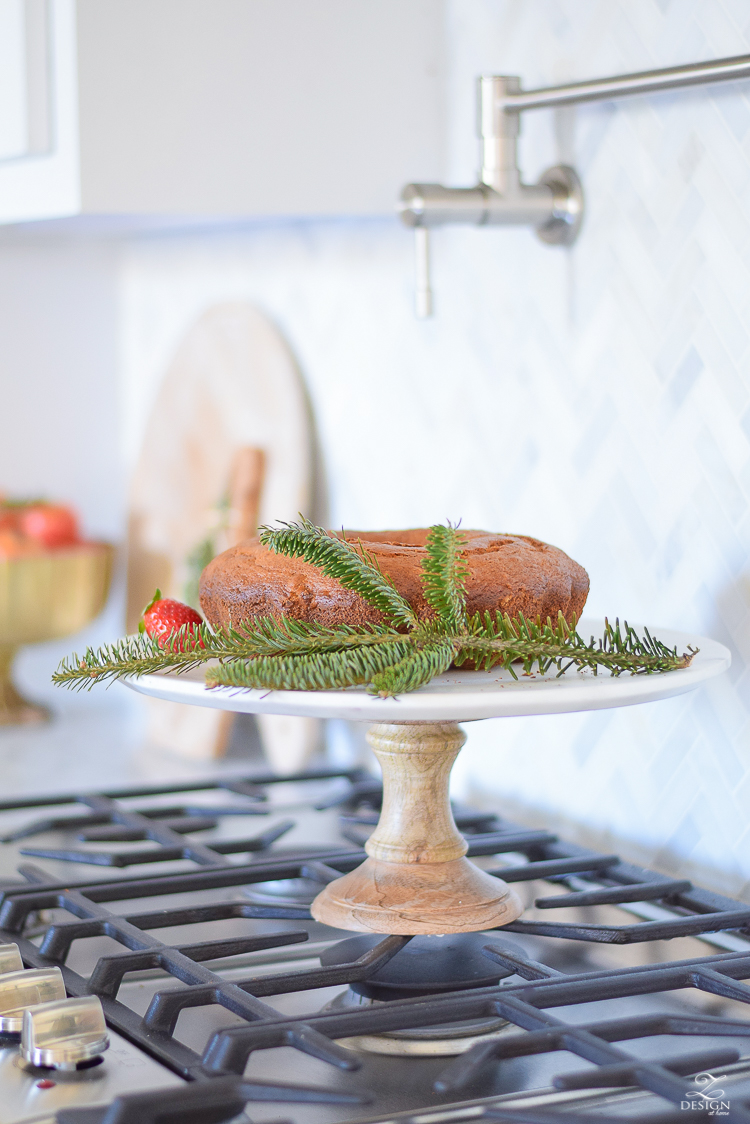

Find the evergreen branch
[[259, 517, 416, 630], [206, 640, 413, 691], [52, 618, 405, 690], [226, 617, 404, 656], [52, 519, 697, 698], [370, 638, 457, 697], [184, 535, 216, 610], [456, 612, 695, 677], [52, 627, 214, 690], [420, 523, 469, 631]]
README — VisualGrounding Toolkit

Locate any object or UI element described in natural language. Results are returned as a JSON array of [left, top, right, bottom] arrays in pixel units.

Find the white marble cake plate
[[125, 620, 730, 723], [125, 619, 730, 935]]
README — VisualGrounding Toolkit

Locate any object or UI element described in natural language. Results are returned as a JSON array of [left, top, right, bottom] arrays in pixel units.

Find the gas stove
[[0, 766, 749, 1124]]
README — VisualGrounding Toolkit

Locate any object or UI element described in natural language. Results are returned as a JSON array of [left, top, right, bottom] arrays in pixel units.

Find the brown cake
[[199, 528, 589, 631]]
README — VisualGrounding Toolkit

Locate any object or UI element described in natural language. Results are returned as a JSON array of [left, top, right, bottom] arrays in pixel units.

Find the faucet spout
[[397, 75, 584, 316], [398, 181, 556, 229]]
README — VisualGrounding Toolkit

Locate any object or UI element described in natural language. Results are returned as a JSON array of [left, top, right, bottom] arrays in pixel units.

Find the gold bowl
[[0, 543, 114, 725]]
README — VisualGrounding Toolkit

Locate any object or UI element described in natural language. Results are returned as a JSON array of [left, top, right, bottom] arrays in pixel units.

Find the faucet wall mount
[[401, 54, 750, 317]]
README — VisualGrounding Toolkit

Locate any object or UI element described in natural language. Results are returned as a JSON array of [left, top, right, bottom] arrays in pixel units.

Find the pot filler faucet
[[399, 54, 750, 318]]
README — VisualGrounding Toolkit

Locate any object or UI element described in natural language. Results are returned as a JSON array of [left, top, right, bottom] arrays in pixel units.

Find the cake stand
[[126, 621, 730, 936]]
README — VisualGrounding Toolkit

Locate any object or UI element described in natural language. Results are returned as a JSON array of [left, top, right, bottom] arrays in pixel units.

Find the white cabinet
[[0, 0, 52, 162], [0, 0, 444, 225], [0, 0, 78, 222]]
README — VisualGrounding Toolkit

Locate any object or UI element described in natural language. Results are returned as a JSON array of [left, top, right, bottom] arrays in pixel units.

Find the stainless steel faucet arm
[[399, 76, 582, 317], [401, 53, 750, 317], [503, 51, 750, 112]]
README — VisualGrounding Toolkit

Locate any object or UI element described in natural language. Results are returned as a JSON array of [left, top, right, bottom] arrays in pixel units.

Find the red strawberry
[[140, 590, 204, 650]]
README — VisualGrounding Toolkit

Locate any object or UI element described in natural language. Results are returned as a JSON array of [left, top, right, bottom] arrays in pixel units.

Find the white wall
[[0, 240, 119, 528], [1, 0, 749, 893], [0, 238, 125, 710]]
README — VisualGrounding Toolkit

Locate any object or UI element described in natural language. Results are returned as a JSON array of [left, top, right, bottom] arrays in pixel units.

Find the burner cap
[[321, 933, 527, 1002]]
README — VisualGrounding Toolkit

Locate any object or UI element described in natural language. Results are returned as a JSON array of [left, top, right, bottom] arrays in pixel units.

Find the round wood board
[[124, 620, 730, 723], [124, 302, 320, 766], [126, 303, 314, 631]]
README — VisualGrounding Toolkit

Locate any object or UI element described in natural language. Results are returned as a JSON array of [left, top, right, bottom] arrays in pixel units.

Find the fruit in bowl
[[0, 500, 82, 555], [0, 498, 113, 725]]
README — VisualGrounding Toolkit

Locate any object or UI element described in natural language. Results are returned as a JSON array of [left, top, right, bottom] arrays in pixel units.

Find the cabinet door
[[76, 0, 444, 216], [0, 0, 30, 161], [0, 0, 80, 223]]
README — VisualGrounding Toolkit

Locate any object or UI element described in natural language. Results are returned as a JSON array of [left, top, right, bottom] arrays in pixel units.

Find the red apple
[[18, 503, 80, 549]]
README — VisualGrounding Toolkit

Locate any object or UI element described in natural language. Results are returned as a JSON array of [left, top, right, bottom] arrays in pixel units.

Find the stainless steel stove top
[[0, 768, 748, 1124]]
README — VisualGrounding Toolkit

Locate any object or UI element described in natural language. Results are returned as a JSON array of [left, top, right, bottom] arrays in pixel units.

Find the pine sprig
[[259, 517, 416, 630], [53, 520, 696, 697], [371, 637, 458, 696], [207, 641, 412, 692], [53, 626, 214, 690], [421, 523, 469, 631], [219, 617, 404, 656], [457, 612, 695, 679], [51, 619, 405, 690]]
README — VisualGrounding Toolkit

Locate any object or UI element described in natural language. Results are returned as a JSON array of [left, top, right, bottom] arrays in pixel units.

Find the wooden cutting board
[[126, 303, 321, 769]]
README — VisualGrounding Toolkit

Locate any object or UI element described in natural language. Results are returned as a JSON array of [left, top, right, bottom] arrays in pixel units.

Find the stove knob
[[0, 968, 65, 1034], [21, 996, 109, 1070], [0, 944, 23, 975]]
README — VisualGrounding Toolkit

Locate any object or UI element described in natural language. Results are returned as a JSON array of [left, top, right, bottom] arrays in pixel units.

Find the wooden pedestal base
[[311, 854, 521, 935], [311, 721, 523, 935]]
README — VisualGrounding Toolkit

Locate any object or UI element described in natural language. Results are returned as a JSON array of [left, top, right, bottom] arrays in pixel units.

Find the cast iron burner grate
[[0, 768, 748, 1123]]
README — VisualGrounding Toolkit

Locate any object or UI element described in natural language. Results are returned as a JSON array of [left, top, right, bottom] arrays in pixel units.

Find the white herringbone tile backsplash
[[119, 0, 750, 897], [448, 0, 750, 897]]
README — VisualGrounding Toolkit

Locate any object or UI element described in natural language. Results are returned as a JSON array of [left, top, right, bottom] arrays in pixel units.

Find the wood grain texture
[[125, 303, 319, 766], [310, 855, 522, 935], [226, 447, 266, 549], [364, 722, 468, 864], [311, 721, 523, 934], [126, 304, 312, 632], [151, 447, 265, 758]]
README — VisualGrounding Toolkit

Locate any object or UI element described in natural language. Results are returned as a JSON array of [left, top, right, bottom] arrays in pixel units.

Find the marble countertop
[[0, 688, 269, 799]]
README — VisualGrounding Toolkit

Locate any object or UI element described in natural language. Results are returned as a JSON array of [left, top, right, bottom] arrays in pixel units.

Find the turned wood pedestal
[[310, 722, 523, 935]]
